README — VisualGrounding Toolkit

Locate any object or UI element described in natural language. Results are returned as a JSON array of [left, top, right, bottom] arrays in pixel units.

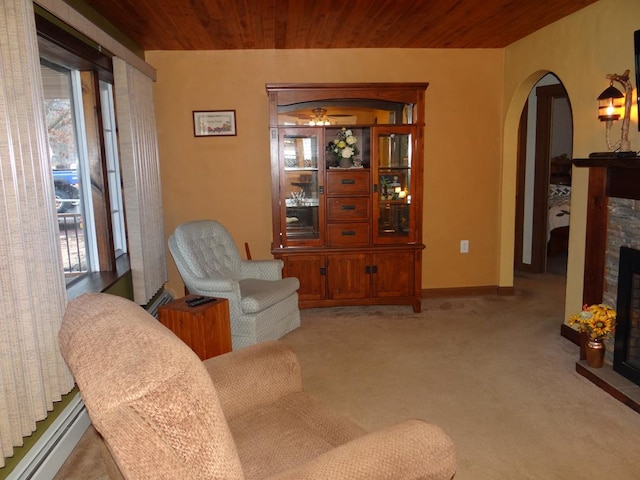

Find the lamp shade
[[597, 83, 625, 121]]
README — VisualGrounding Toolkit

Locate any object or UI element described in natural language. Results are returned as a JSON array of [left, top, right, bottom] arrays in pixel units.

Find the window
[[101, 81, 127, 256], [37, 14, 126, 287], [42, 62, 88, 278]]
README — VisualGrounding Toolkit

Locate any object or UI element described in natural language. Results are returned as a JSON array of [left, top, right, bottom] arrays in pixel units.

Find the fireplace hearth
[[614, 246, 640, 386]]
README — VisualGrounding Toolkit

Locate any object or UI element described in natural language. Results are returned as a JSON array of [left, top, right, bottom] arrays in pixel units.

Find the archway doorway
[[514, 73, 573, 276]]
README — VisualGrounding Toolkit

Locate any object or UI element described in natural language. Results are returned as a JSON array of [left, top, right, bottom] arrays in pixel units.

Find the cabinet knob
[[341, 179, 356, 185], [341, 230, 356, 236], [340, 205, 356, 210]]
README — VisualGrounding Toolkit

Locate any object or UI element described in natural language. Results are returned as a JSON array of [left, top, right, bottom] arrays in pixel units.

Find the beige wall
[[148, 0, 640, 304], [146, 48, 505, 297], [501, 0, 640, 320]]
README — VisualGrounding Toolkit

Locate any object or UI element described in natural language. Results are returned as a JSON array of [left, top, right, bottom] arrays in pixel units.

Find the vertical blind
[[113, 57, 167, 305], [1, 0, 165, 466], [0, 0, 74, 466]]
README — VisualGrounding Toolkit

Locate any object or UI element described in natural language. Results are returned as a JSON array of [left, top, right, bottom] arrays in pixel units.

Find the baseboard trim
[[560, 323, 580, 345], [7, 393, 90, 480], [422, 285, 513, 298]]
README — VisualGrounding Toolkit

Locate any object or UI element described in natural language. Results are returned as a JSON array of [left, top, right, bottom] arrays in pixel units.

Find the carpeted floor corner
[[54, 271, 640, 479]]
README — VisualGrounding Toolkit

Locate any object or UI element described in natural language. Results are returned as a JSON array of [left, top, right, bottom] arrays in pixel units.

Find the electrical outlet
[[460, 240, 469, 253]]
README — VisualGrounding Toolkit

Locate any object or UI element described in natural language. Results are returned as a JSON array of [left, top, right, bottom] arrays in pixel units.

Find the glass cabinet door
[[279, 128, 323, 246], [373, 126, 415, 244]]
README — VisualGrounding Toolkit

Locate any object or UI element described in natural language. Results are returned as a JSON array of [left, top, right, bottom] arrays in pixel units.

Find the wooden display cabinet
[[267, 83, 428, 312]]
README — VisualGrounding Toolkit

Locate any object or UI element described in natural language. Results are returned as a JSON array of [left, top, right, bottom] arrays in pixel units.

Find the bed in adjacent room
[[547, 171, 571, 257]]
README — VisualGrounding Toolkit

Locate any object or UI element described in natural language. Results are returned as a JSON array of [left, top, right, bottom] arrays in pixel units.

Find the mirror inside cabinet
[[276, 99, 415, 126]]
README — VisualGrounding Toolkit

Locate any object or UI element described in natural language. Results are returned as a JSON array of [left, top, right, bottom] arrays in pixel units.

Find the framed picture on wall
[[193, 110, 237, 137]]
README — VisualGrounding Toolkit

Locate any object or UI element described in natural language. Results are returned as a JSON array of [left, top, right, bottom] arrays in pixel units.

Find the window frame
[[100, 80, 127, 257], [37, 12, 130, 297]]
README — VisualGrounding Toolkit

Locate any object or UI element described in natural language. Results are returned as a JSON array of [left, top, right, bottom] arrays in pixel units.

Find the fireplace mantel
[[573, 157, 640, 168], [573, 157, 640, 305]]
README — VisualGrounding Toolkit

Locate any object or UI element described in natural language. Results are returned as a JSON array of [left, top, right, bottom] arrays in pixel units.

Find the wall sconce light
[[308, 108, 331, 126], [596, 69, 633, 153], [597, 82, 624, 121]]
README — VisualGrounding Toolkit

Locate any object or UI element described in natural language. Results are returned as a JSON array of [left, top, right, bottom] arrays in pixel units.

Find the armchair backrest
[[169, 220, 242, 282], [58, 293, 244, 480]]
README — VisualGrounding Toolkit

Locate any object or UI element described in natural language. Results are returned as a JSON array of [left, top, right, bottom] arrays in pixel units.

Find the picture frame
[[193, 110, 237, 137]]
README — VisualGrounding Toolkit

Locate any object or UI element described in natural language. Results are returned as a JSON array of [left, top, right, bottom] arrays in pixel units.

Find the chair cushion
[[239, 277, 300, 314], [228, 391, 366, 480]]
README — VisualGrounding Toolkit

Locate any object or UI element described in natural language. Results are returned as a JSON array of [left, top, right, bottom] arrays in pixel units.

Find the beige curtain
[[0, 0, 74, 467], [113, 58, 167, 305], [0, 0, 164, 465]]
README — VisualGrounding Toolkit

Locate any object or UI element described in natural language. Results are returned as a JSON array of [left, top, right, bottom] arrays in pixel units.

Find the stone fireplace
[[571, 157, 640, 413], [603, 199, 640, 371], [612, 246, 640, 386]]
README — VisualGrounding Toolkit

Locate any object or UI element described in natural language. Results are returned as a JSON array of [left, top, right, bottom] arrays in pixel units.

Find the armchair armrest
[[203, 341, 303, 419], [184, 276, 239, 296], [240, 259, 284, 281], [267, 419, 456, 480]]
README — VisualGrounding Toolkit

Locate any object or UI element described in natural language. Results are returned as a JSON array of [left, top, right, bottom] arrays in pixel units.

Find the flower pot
[[339, 157, 352, 168], [585, 338, 605, 368]]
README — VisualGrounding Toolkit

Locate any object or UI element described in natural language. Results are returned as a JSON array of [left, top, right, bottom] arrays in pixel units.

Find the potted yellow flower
[[568, 303, 616, 368]]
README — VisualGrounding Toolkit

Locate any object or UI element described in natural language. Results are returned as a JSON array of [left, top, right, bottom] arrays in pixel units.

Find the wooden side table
[[157, 295, 231, 360]]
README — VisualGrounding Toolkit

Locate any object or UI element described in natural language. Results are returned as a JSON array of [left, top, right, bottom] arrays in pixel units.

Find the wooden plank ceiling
[[81, 0, 598, 51]]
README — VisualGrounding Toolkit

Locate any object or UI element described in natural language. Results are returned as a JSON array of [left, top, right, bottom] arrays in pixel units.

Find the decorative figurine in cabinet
[[267, 83, 428, 312]]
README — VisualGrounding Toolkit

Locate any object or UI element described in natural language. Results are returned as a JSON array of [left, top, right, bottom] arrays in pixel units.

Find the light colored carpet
[[54, 271, 640, 479]]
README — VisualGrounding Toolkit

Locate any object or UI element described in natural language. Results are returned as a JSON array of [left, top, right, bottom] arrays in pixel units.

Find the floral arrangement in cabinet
[[326, 127, 359, 167]]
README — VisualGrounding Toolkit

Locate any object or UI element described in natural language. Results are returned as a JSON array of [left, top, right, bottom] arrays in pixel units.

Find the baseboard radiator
[[145, 289, 174, 318], [6, 393, 90, 480]]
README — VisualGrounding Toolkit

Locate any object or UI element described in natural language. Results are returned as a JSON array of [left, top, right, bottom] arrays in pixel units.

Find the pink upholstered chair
[[59, 292, 456, 480]]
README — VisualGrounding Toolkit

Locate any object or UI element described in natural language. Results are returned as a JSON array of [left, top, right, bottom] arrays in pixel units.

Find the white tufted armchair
[[168, 220, 301, 349]]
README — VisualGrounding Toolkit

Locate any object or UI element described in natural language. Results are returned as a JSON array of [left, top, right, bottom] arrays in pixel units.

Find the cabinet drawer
[[326, 170, 370, 195], [327, 197, 370, 222], [327, 223, 370, 246]]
